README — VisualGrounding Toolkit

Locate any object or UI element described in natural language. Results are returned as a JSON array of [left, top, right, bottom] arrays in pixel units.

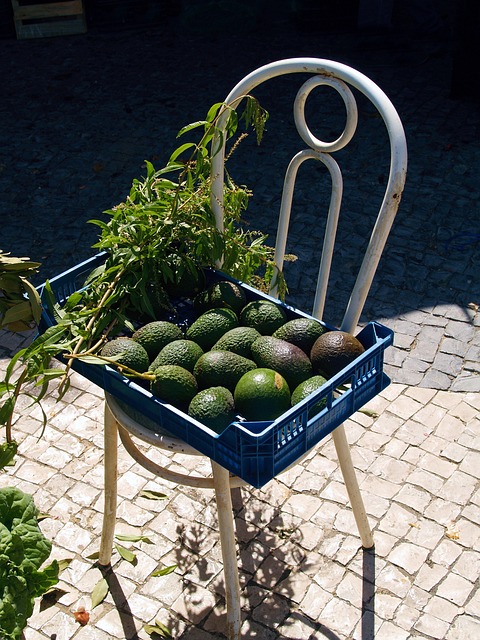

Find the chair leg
[[211, 462, 242, 640], [99, 400, 119, 566], [332, 424, 374, 549]]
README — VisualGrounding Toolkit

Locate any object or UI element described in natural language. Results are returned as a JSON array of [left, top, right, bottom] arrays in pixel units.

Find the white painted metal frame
[[99, 58, 407, 640]]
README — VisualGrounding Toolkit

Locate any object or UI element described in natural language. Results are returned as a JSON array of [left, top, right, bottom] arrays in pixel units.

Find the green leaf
[[115, 534, 153, 543], [115, 544, 137, 564], [91, 577, 109, 608], [21, 277, 42, 325], [144, 621, 172, 637], [0, 441, 17, 468], [41, 280, 65, 323], [151, 564, 177, 577], [1, 300, 32, 326], [168, 142, 196, 164], [0, 396, 15, 428], [56, 558, 73, 573], [139, 490, 168, 501], [177, 120, 209, 138]]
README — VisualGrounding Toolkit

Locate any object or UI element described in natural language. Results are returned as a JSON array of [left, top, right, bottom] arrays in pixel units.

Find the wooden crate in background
[[11, 0, 86, 39]]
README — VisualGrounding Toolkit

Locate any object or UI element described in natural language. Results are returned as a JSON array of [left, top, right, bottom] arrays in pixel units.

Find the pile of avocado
[[100, 279, 365, 434]]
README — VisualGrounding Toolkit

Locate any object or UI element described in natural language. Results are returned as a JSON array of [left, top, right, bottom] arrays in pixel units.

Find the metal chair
[[98, 57, 407, 640]]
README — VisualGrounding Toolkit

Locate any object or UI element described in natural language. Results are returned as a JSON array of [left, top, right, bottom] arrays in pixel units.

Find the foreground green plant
[[0, 487, 59, 640], [0, 97, 289, 450], [0, 252, 42, 332]]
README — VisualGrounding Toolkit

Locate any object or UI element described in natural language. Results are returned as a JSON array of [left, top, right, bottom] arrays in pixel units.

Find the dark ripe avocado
[[310, 330, 365, 378], [193, 350, 256, 391], [188, 386, 237, 433], [273, 317, 327, 355], [251, 335, 312, 390]]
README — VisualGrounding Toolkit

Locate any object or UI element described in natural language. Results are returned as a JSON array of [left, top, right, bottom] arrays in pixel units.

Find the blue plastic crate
[[38, 253, 393, 488]]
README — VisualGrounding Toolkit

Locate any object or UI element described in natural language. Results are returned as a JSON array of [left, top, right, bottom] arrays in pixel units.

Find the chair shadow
[[97, 563, 142, 640], [168, 486, 377, 640], [361, 546, 376, 640]]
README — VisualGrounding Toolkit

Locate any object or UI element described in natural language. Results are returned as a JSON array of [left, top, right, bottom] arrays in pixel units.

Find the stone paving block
[[335, 571, 363, 608], [368, 455, 412, 484], [95, 606, 146, 638], [405, 518, 444, 550], [441, 441, 468, 463], [438, 470, 477, 504], [455, 518, 480, 551], [414, 612, 451, 639], [379, 500, 420, 539], [421, 368, 453, 390], [410, 401, 448, 430], [386, 394, 425, 420], [404, 386, 437, 404], [437, 572, 476, 607], [316, 597, 359, 638], [451, 373, 480, 393], [432, 353, 464, 381], [389, 542, 430, 575], [446, 614, 480, 640], [251, 592, 290, 629]]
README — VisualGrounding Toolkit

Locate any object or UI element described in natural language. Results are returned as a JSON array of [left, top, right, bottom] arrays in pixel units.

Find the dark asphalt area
[[1, 1, 479, 390]]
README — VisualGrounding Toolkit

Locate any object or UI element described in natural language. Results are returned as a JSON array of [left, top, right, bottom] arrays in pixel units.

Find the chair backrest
[[210, 58, 407, 334]]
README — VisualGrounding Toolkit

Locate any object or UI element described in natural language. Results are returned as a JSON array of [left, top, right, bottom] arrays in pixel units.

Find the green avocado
[[186, 307, 239, 350], [100, 337, 150, 374], [193, 349, 257, 391], [188, 386, 237, 433]]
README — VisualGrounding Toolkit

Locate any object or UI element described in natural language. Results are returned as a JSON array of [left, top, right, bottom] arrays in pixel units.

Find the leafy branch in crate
[[0, 96, 290, 454]]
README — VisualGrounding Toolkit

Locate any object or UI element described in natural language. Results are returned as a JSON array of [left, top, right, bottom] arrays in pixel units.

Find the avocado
[[211, 326, 262, 359], [234, 368, 291, 421], [250, 335, 312, 390], [291, 375, 328, 418], [188, 386, 237, 433], [240, 299, 287, 335], [193, 350, 257, 391], [273, 317, 327, 355], [150, 364, 198, 409], [310, 330, 365, 378], [193, 280, 247, 314], [132, 321, 183, 360], [100, 337, 150, 374], [149, 339, 204, 373], [186, 307, 239, 350]]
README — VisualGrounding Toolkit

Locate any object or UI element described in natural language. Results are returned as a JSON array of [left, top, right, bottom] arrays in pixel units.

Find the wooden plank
[[13, 1, 83, 21], [11, 0, 86, 39]]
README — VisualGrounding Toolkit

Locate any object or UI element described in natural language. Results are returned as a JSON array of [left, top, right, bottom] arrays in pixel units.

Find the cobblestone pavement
[[0, 4, 479, 640], [0, 336, 479, 640]]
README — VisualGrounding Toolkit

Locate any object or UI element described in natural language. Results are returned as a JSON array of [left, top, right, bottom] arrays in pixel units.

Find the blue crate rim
[[37, 252, 393, 440]]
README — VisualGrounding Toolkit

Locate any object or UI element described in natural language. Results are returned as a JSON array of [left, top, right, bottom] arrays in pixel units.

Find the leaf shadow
[[163, 484, 376, 639]]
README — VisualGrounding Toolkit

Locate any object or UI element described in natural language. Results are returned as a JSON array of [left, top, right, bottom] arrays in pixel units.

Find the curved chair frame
[[98, 58, 407, 640]]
